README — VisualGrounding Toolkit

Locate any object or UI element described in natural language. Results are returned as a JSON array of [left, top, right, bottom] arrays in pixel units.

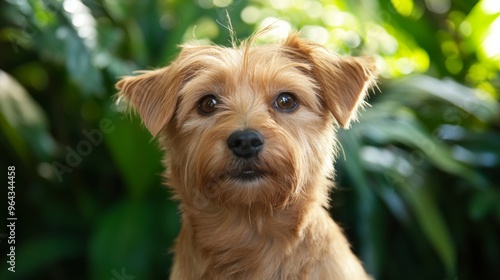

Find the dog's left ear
[[283, 34, 377, 128]]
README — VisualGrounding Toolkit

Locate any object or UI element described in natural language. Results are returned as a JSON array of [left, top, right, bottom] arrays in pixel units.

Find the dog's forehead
[[179, 44, 318, 101], [186, 44, 313, 89], [181, 43, 305, 70]]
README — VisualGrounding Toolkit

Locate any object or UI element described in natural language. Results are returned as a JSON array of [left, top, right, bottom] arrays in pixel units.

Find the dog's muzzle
[[227, 129, 264, 159]]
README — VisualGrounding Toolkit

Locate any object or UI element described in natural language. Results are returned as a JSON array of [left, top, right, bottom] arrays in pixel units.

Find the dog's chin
[[200, 163, 296, 208]]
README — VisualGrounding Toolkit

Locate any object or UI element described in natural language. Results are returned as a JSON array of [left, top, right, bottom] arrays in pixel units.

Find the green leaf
[[0, 236, 82, 279], [469, 190, 500, 220], [64, 35, 105, 96], [378, 163, 457, 276], [103, 107, 162, 200], [89, 200, 157, 280], [358, 107, 485, 187], [0, 70, 56, 161], [338, 130, 381, 275], [400, 182, 456, 275], [384, 75, 499, 122], [390, 0, 414, 17], [465, 2, 500, 55]]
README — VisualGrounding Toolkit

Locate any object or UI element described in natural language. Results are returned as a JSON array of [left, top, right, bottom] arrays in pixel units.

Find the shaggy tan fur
[[116, 32, 376, 280]]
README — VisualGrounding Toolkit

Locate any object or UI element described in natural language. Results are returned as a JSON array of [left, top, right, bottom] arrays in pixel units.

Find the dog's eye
[[197, 95, 219, 115], [274, 92, 298, 112]]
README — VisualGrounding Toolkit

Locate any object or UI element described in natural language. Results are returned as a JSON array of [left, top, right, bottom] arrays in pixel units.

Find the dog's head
[[116, 33, 376, 210]]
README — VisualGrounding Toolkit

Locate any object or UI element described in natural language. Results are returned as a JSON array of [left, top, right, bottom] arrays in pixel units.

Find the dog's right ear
[[116, 66, 181, 137], [116, 46, 223, 136]]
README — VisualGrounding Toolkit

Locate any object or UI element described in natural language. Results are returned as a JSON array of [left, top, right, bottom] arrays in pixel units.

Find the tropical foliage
[[0, 0, 499, 279]]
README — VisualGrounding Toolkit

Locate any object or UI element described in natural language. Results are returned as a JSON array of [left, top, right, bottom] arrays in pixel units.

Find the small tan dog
[[117, 31, 376, 280]]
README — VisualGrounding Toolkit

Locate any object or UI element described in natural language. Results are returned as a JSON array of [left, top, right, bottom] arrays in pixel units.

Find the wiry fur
[[116, 32, 376, 280]]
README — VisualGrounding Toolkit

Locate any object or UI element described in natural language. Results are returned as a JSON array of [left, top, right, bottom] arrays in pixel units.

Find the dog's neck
[[184, 199, 310, 238], [177, 188, 326, 276]]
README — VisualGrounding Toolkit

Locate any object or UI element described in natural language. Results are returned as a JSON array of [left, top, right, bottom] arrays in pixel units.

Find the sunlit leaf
[[386, 75, 498, 122], [357, 110, 480, 184], [390, 0, 414, 17], [65, 34, 105, 96], [464, 1, 500, 58]]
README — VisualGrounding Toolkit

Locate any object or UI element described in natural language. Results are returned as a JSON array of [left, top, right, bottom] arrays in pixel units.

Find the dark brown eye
[[197, 95, 218, 115], [274, 92, 298, 112]]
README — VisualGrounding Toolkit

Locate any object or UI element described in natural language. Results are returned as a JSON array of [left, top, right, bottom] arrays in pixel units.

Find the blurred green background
[[0, 0, 499, 279]]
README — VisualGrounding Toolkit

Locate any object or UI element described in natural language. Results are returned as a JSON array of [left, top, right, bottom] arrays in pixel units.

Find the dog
[[116, 31, 376, 279]]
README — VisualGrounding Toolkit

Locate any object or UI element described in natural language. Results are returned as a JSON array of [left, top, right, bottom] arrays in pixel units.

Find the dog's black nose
[[227, 129, 264, 159]]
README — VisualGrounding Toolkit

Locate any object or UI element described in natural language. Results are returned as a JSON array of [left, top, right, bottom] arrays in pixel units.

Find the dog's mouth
[[230, 163, 265, 181]]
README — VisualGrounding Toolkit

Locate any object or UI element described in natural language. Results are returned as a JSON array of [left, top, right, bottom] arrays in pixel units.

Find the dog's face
[[116, 34, 375, 210]]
